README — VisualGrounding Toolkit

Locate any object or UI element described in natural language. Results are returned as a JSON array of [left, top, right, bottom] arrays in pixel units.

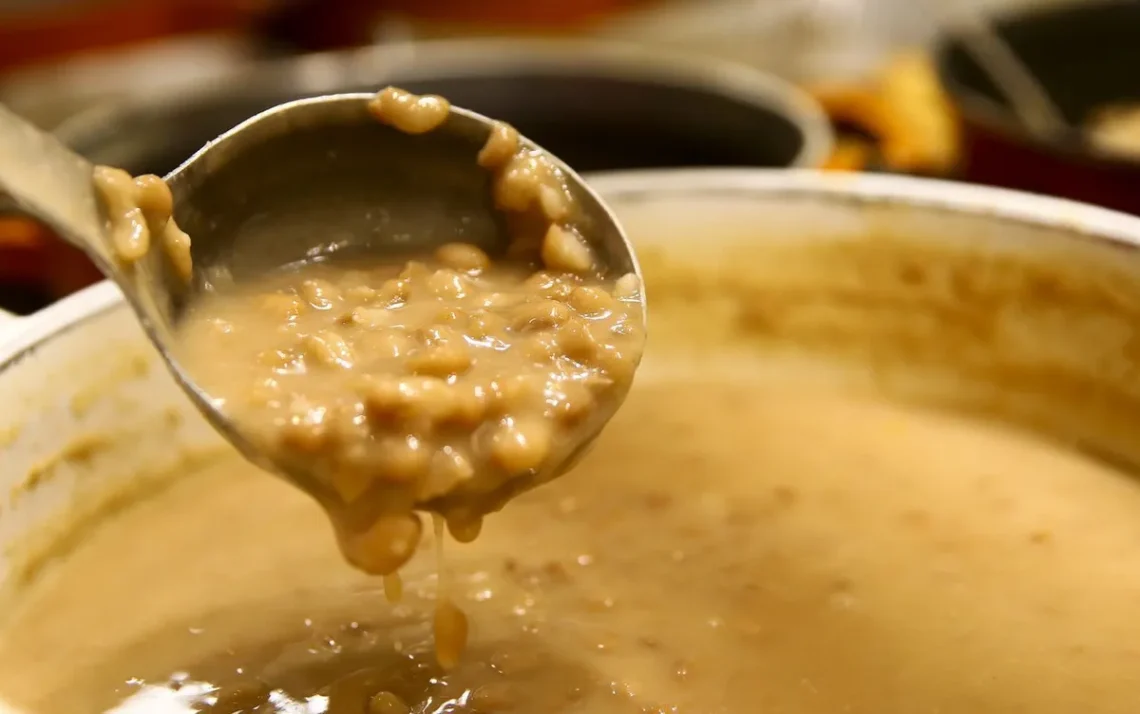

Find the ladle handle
[[0, 103, 109, 264]]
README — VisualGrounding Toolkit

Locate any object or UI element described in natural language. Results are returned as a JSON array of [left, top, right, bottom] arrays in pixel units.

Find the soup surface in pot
[[2, 363, 1140, 713]]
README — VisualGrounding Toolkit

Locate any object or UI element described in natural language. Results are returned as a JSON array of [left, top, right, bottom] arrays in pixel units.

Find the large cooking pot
[[5, 170, 1140, 711], [52, 39, 832, 176]]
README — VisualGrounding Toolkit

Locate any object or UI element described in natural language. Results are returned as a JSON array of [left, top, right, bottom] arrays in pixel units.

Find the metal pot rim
[[53, 37, 833, 169], [8, 167, 1140, 367]]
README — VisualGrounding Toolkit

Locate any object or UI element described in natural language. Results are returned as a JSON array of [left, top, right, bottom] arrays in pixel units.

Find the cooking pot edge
[[7, 167, 1140, 360]]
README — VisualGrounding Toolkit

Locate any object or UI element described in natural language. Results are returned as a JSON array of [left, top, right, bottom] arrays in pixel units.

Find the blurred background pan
[[936, 0, 1140, 215], [53, 39, 831, 175], [0, 39, 831, 312]]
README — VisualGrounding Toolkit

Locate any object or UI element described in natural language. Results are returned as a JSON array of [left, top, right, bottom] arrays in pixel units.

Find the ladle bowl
[[0, 91, 644, 510]]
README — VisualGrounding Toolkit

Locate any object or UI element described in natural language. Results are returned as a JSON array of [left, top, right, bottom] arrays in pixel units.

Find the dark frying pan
[[936, 0, 1140, 215]]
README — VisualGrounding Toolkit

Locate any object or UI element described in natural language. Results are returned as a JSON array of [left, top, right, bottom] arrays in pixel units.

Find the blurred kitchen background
[[1, 0, 1137, 313]]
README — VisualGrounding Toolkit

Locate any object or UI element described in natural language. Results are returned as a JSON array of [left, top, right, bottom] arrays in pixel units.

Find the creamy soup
[[176, 248, 643, 576], [13, 87, 1136, 713], [3, 370, 1140, 713]]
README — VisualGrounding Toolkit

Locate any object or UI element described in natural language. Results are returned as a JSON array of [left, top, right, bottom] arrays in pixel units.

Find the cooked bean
[[376, 278, 409, 306], [132, 174, 173, 220], [444, 383, 489, 427], [478, 121, 520, 169], [368, 86, 450, 134], [348, 306, 394, 330], [466, 311, 509, 341], [420, 377, 469, 422], [408, 343, 473, 377], [482, 291, 526, 310], [413, 325, 458, 347], [346, 284, 378, 301], [363, 376, 457, 425], [300, 279, 341, 310], [358, 330, 411, 359], [93, 166, 150, 262], [372, 434, 432, 483], [525, 270, 579, 300], [360, 377, 409, 421], [614, 272, 642, 300], [491, 375, 547, 413], [278, 412, 336, 455], [541, 225, 595, 274], [425, 268, 466, 299], [570, 286, 614, 316], [538, 183, 572, 223], [511, 298, 572, 331], [488, 417, 553, 474], [435, 242, 491, 273], [591, 343, 638, 384], [557, 318, 600, 362], [521, 334, 561, 363], [550, 381, 595, 424], [338, 513, 423, 575], [302, 331, 355, 369], [162, 221, 194, 283], [492, 152, 546, 212], [421, 446, 476, 501]]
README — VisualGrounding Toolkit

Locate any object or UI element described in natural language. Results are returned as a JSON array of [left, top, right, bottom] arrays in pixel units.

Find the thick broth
[[2, 376, 1140, 713]]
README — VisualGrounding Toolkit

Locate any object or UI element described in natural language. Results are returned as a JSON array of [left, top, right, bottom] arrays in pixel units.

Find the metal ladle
[[0, 93, 645, 509]]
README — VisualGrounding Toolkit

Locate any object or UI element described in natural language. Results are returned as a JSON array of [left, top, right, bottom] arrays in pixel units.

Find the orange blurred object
[[807, 51, 960, 177], [0, 0, 274, 72], [821, 137, 874, 172], [0, 218, 102, 301], [0, 0, 273, 306]]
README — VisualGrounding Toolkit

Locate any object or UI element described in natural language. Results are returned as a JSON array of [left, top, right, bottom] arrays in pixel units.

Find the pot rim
[[52, 37, 833, 169], [8, 168, 1140, 371], [584, 167, 1140, 239]]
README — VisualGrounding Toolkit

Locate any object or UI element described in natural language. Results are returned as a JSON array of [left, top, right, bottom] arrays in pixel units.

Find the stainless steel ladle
[[0, 93, 645, 507]]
